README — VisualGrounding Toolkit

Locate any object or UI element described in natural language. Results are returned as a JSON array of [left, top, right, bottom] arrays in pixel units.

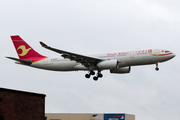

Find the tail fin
[[11, 35, 46, 60]]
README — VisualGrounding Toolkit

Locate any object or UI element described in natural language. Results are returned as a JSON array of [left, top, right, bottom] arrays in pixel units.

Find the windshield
[[165, 51, 170, 53]]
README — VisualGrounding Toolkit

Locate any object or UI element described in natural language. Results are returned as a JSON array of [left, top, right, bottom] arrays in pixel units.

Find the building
[[45, 113, 135, 120], [0, 87, 46, 120], [0, 87, 135, 120]]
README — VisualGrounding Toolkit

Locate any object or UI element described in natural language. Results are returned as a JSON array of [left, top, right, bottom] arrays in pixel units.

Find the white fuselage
[[30, 49, 175, 71]]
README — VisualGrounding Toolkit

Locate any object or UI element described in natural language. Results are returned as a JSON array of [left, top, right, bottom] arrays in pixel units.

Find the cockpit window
[[165, 51, 170, 53]]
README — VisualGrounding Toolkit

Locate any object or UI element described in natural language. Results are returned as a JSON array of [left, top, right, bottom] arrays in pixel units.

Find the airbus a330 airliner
[[6, 35, 175, 81]]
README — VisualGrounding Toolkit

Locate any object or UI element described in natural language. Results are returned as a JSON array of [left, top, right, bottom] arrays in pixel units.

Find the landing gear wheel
[[85, 74, 90, 78], [90, 71, 95, 75], [98, 73, 103, 78], [93, 76, 98, 81], [155, 67, 159, 71]]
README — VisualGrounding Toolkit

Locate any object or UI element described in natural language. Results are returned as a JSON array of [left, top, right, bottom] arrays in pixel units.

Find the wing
[[39, 42, 103, 68]]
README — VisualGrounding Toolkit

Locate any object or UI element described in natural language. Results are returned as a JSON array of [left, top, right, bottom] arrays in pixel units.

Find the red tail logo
[[11, 35, 47, 62]]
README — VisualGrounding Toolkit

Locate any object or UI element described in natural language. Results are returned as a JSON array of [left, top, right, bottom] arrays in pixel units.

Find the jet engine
[[97, 60, 118, 69], [110, 66, 131, 74]]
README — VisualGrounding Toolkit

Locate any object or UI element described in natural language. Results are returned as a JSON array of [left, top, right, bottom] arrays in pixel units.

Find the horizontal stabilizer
[[6, 57, 32, 65]]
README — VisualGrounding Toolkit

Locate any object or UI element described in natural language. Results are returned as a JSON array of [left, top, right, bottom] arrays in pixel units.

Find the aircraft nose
[[171, 53, 176, 58]]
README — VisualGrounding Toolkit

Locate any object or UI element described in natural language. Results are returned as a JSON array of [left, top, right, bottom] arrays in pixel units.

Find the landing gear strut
[[97, 71, 103, 78], [155, 63, 159, 71]]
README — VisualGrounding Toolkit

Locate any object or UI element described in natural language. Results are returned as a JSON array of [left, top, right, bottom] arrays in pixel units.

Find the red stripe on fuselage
[[151, 52, 173, 56]]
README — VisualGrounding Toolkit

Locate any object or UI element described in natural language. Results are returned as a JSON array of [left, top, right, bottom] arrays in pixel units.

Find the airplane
[[6, 35, 175, 81]]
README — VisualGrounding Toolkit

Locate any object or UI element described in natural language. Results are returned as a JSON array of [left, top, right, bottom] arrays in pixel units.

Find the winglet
[[40, 41, 48, 47]]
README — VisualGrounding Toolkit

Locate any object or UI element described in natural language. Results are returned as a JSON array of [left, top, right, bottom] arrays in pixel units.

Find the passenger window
[[165, 51, 170, 53]]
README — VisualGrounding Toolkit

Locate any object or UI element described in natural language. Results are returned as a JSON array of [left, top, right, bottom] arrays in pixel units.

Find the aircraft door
[[130, 51, 134, 58], [43, 58, 48, 65], [155, 49, 159, 56], [152, 49, 160, 63]]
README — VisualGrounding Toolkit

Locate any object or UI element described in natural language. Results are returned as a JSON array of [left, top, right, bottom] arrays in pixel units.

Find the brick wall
[[0, 88, 45, 120]]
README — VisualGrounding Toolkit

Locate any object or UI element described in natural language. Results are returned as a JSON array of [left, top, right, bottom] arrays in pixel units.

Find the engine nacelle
[[110, 66, 131, 74], [97, 60, 118, 69]]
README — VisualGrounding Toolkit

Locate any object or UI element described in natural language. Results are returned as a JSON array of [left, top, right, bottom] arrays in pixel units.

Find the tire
[[155, 67, 159, 71], [85, 74, 90, 78], [93, 76, 98, 81], [90, 71, 95, 75], [98, 74, 103, 78]]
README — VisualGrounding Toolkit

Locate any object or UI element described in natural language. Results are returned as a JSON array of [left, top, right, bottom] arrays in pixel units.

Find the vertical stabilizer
[[11, 35, 46, 60]]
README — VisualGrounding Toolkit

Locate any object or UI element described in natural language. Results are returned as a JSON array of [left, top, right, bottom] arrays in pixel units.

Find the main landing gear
[[85, 71, 103, 81], [155, 63, 159, 71], [85, 71, 95, 78]]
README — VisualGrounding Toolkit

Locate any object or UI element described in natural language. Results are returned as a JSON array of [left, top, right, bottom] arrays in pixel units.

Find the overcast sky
[[0, 0, 180, 120]]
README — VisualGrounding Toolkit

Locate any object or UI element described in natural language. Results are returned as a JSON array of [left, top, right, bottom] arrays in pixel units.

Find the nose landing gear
[[155, 63, 159, 71]]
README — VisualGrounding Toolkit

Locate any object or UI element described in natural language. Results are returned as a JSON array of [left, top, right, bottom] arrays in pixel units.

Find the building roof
[[0, 87, 46, 97]]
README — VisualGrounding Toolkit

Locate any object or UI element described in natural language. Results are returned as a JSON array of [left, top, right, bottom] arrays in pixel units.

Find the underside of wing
[[39, 42, 103, 68]]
